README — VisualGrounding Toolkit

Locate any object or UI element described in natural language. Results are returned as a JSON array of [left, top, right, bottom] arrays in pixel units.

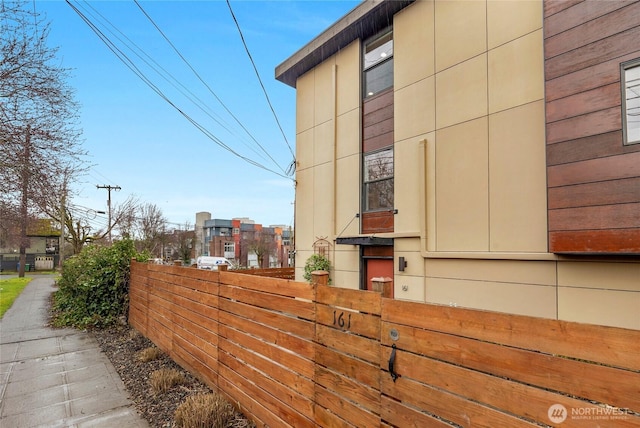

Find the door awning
[[335, 237, 393, 246]]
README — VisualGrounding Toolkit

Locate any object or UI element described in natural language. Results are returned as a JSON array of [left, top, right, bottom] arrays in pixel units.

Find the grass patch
[[174, 393, 236, 428], [150, 368, 186, 395], [0, 277, 32, 318]]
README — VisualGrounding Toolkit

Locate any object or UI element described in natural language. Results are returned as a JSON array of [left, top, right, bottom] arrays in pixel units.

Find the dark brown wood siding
[[544, 0, 640, 254], [363, 89, 394, 153], [362, 88, 394, 234]]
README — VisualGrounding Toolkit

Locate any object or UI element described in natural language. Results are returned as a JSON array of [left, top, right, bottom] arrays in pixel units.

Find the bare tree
[[245, 230, 276, 268], [169, 223, 195, 265], [134, 203, 167, 255], [1, 1, 86, 276], [39, 194, 139, 256]]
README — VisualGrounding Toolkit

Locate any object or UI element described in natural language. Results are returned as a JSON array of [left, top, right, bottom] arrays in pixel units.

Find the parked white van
[[196, 256, 234, 270]]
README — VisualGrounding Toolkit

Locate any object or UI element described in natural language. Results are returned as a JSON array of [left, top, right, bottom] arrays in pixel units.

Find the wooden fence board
[[314, 405, 351, 428], [172, 282, 218, 307], [236, 267, 295, 279], [220, 271, 314, 300], [172, 318, 218, 365], [382, 299, 640, 371], [172, 332, 218, 385], [315, 385, 380, 428], [315, 365, 380, 415], [172, 304, 219, 344], [218, 349, 312, 428], [381, 322, 640, 412], [172, 292, 217, 320], [219, 283, 315, 320], [146, 317, 172, 353], [219, 337, 315, 398], [219, 309, 314, 358], [316, 324, 379, 364], [220, 344, 315, 422], [380, 376, 538, 428], [219, 298, 315, 340], [217, 368, 289, 428], [316, 346, 379, 389], [316, 304, 380, 339], [380, 395, 457, 428], [219, 323, 315, 379], [317, 285, 382, 314], [383, 346, 640, 426]]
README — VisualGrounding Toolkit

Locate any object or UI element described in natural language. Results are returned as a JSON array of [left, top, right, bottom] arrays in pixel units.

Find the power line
[[65, 0, 293, 181], [77, 1, 249, 150], [133, 0, 288, 176], [225, 0, 295, 164]]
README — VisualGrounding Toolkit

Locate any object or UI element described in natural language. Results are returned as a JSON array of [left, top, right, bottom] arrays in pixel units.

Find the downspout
[[419, 138, 430, 256], [332, 64, 338, 238]]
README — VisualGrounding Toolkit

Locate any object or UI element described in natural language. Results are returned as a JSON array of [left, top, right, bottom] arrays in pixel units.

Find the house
[[0, 218, 59, 271], [276, 0, 640, 330]]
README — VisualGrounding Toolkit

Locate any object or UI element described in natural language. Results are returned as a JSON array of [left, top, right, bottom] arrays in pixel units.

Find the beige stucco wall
[[292, 0, 640, 330], [294, 41, 362, 286]]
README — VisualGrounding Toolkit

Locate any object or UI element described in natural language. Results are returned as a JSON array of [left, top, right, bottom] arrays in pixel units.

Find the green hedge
[[52, 239, 148, 328]]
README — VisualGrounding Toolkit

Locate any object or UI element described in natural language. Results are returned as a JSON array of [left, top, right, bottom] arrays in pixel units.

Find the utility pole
[[96, 184, 121, 242], [59, 174, 68, 268]]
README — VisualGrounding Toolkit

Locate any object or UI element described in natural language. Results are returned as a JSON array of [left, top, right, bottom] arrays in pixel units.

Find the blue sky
[[36, 0, 359, 230]]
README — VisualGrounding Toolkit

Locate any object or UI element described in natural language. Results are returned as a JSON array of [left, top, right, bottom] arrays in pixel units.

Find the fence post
[[371, 277, 393, 298], [218, 264, 228, 272], [311, 270, 329, 286]]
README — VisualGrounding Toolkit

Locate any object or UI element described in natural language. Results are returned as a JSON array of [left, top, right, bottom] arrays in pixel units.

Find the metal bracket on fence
[[388, 344, 400, 382]]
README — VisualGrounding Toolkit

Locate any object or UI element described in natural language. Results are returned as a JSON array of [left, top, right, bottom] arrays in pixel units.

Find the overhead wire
[[133, 0, 288, 176], [65, 0, 292, 180], [225, 0, 296, 168], [76, 1, 247, 150]]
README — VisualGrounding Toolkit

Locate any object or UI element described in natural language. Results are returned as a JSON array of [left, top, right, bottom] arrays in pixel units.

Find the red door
[[365, 258, 394, 297]]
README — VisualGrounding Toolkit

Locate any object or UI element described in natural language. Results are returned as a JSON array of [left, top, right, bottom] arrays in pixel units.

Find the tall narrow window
[[361, 28, 394, 234], [622, 59, 640, 145], [364, 148, 394, 211], [364, 30, 393, 98]]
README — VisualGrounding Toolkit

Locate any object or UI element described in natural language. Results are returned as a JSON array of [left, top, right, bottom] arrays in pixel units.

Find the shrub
[[149, 368, 186, 395], [136, 346, 162, 363], [52, 238, 149, 329], [303, 253, 331, 284], [174, 393, 236, 428]]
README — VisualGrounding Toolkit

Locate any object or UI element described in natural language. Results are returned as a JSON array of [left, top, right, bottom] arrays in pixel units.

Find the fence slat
[[383, 298, 640, 371], [381, 322, 640, 412]]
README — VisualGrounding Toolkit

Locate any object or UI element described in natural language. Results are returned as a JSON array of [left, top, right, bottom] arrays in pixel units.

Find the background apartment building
[[196, 211, 293, 269]]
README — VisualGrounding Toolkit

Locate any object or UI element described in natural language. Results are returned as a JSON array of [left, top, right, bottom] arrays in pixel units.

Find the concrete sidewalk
[[0, 275, 149, 428]]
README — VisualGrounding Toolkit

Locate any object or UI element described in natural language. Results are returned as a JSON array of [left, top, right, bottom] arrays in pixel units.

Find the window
[[622, 59, 640, 145], [363, 148, 394, 211], [224, 242, 234, 253], [364, 30, 393, 98]]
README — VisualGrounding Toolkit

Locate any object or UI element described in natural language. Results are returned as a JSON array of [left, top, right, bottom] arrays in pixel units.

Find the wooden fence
[[128, 261, 640, 427]]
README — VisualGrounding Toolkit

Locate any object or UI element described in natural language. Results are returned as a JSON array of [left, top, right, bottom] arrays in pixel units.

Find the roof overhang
[[335, 236, 393, 246], [275, 0, 415, 88]]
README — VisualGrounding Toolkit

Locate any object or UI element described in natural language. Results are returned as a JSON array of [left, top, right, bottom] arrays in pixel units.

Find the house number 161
[[333, 310, 352, 329]]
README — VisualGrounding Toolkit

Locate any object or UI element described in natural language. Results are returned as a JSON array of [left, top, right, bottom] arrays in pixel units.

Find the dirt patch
[[92, 324, 254, 427]]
